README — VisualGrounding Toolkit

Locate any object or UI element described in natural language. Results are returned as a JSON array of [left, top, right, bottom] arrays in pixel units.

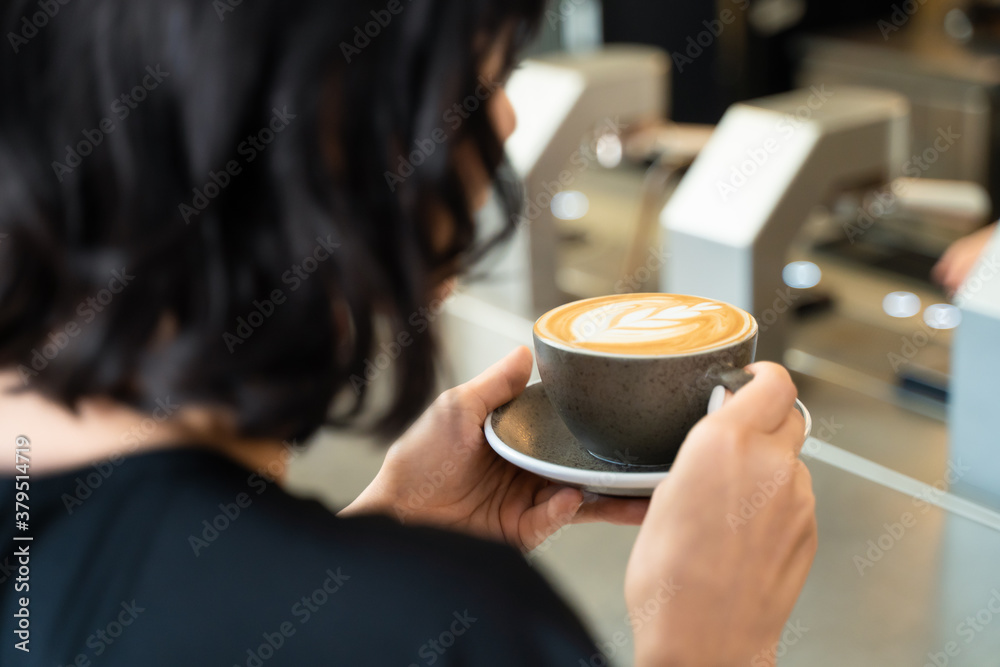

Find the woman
[[0, 0, 816, 664]]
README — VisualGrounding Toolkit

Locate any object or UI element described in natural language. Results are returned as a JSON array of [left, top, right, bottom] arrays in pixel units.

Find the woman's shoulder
[[3, 447, 596, 666]]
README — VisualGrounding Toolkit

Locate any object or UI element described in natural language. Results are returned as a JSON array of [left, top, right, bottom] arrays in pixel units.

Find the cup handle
[[706, 366, 755, 394]]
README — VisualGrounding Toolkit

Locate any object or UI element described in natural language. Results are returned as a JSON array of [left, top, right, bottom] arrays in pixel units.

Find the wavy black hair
[[0, 0, 545, 441]]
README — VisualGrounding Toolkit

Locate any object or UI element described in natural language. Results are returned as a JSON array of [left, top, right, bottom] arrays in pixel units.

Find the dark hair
[[0, 0, 545, 441]]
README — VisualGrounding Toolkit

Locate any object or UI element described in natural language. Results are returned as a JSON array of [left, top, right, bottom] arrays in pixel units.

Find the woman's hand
[[933, 222, 996, 296], [625, 362, 817, 667], [340, 346, 648, 551]]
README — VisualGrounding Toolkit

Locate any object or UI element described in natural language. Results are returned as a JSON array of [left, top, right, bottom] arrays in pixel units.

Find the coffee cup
[[533, 293, 758, 467]]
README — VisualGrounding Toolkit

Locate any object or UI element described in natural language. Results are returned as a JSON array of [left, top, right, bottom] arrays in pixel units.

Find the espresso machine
[[660, 86, 910, 361], [658, 82, 1000, 511], [486, 44, 669, 318]]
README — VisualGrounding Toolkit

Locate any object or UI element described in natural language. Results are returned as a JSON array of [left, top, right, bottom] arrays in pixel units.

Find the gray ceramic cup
[[534, 300, 758, 467]]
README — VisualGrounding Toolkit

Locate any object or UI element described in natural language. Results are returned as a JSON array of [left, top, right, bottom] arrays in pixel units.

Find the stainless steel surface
[[786, 455, 1000, 667], [782, 252, 952, 425]]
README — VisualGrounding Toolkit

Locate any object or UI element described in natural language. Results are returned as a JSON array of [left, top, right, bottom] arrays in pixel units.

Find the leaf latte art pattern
[[535, 294, 756, 355]]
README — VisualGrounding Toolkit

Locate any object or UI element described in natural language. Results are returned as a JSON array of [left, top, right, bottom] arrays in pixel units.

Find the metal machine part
[[795, 24, 1000, 214], [498, 45, 669, 318], [660, 86, 910, 361], [951, 227, 1000, 510], [658, 83, 1000, 508]]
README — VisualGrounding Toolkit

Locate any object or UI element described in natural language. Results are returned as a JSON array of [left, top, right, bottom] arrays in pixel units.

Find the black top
[[0, 448, 598, 666]]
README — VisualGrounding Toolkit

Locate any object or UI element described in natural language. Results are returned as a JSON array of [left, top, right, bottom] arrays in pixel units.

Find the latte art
[[534, 294, 756, 355]]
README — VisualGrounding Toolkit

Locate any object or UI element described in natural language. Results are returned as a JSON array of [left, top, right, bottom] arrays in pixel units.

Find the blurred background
[[290, 1, 1000, 664]]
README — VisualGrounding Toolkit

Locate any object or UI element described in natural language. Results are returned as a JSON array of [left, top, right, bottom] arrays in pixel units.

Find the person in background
[[934, 222, 997, 295], [0, 0, 816, 664]]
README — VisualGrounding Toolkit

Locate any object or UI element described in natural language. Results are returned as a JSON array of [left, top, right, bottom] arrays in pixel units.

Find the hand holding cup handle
[[705, 366, 812, 442], [626, 362, 818, 666], [705, 366, 755, 415]]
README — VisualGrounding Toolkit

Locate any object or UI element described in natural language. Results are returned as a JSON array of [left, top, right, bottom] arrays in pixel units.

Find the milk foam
[[535, 294, 755, 355]]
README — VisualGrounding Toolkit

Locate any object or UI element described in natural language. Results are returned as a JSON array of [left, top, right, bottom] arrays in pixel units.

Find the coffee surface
[[534, 293, 755, 355]]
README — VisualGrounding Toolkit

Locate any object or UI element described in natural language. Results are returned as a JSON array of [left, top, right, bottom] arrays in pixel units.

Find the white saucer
[[484, 382, 812, 497]]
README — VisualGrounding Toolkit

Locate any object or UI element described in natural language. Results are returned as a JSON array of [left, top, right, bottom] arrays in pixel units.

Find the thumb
[[520, 486, 583, 551], [462, 346, 534, 415]]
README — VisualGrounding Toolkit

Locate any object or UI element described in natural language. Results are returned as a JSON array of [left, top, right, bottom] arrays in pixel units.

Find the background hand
[[341, 346, 648, 551], [932, 222, 996, 296], [625, 362, 817, 667]]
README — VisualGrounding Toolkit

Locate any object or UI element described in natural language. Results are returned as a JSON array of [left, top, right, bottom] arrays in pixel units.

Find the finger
[[777, 462, 818, 579], [718, 362, 798, 433], [954, 252, 980, 286], [943, 261, 967, 296], [573, 496, 650, 526], [498, 469, 549, 542], [931, 255, 948, 283], [462, 346, 534, 416], [771, 403, 807, 456], [932, 245, 958, 284], [519, 486, 584, 550], [532, 482, 585, 507], [944, 255, 968, 290]]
